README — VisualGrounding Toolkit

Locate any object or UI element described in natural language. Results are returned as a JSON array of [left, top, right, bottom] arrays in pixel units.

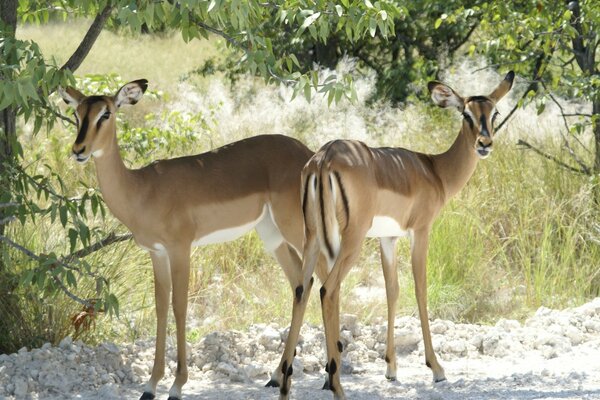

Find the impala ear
[[489, 71, 515, 102], [427, 81, 465, 112], [114, 79, 148, 108], [58, 87, 85, 108]]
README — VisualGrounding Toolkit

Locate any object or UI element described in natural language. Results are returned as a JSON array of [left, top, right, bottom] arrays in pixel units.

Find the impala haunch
[[275, 71, 515, 399], [59, 80, 317, 400]]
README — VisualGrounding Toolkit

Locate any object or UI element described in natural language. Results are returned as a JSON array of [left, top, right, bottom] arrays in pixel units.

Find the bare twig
[[60, 5, 113, 72], [540, 80, 593, 165], [563, 112, 593, 118], [0, 202, 18, 209], [41, 103, 76, 126], [63, 232, 132, 263], [517, 139, 589, 175], [0, 216, 16, 225], [191, 17, 247, 52]]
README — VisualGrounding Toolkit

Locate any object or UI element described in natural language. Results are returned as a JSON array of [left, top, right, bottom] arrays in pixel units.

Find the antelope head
[[428, 71, 514, 159], [59, 79, 148, 163]]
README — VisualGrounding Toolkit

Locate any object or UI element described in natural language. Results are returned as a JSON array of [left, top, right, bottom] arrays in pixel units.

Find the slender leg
[[277, 234, 321, 400], [264, 242, 304, 388], [380, 237, 399, 381], [140, 250, 171, 400], [320, 232, 365, 400], [166, 245, 191, 400], [411, 228, 445, 382]]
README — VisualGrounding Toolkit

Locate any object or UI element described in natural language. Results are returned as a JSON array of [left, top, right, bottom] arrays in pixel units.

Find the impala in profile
[[274, 71, 515, 399], [59, 80, 317, 400]]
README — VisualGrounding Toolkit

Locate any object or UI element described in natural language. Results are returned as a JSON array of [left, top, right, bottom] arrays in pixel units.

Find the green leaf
[[66, 270, 77, 288], [59, 205, 68, 227], [434, 18, 442, 29], [369, 17, 377, 37], [68, 228, 78, 253], [335, 5, 343, 17], [301, 12, 321, 30]]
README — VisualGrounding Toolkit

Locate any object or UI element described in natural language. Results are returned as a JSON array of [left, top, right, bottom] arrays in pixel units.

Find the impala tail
[[302, 163, 348, 272]]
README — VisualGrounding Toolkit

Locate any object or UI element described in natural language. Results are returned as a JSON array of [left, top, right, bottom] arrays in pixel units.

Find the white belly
[[366, 216, 409, 238], [192, 206, 266, 246]]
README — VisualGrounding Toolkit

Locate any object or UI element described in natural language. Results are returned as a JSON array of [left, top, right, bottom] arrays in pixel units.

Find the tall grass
[[3, 22, 598, 352]]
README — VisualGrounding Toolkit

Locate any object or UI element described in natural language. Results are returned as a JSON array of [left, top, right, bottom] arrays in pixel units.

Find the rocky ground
[[1, 299, 600, 399]]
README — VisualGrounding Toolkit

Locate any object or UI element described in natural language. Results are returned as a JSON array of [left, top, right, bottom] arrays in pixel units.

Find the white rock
[[59, 336, 73, 349], [394, 327, 421, 350], [13, 377, 27, 398], [216, 361, 238, 376], [258, 326, 281, 351]]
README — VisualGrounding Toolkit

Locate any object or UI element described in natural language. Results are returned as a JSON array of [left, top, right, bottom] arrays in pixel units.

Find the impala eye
[[96, 111, 111, 129]]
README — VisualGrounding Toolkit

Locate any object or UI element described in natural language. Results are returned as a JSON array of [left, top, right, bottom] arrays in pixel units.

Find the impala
[[58, 80, 317, 400], [275, 71, 515, 399]]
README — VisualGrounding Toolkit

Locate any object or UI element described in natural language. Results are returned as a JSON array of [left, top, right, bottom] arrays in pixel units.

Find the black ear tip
[[136, 79, 149, 93], [427, 81, 439, 93], [505, 71, 515, 84]]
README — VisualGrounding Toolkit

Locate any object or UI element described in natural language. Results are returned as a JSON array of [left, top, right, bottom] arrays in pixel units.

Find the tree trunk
[[0, 0, 18, 248], [593, 100, 600, 205]]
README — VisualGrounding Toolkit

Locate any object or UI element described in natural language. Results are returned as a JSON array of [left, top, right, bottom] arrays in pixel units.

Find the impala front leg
[[141, 250, 171, 400], [411, 228, 445, 382], [167, 245, 191, 400], [380, 237, 399, 381]]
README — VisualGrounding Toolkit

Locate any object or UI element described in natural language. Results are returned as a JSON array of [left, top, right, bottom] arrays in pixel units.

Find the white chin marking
[[92, 149, 104, 158], [476, 148, 492, 159]]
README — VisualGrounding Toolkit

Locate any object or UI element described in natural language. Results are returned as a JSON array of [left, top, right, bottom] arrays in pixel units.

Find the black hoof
[[167, 397, 180, 400], [322, 379, 331, 391], [265, 379, 280, 388], [434, 377, 447, 383], [139, 392, 155, 400], [386, 376, 397, 382]]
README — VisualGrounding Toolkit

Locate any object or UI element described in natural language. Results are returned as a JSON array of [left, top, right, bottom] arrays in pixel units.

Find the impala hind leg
[[264, 242, 305, 388], [141, 250, 171, 400], [380, 237, 400, 381], [276, 234, 321, 400], [411, 229, 445, 382], [320, 233, 365, 400], [166, 245, 191, 400]]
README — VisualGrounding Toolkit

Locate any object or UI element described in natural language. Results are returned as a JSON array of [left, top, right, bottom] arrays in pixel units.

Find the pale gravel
[[1, 299, 600, 399]]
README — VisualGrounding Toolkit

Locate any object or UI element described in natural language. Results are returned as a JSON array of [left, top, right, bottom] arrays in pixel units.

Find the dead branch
[[517, 139, 589, 175]]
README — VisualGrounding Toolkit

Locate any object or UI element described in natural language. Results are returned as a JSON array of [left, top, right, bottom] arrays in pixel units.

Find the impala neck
[[432, 127, 480, 199], [92, 134, 138, 224]]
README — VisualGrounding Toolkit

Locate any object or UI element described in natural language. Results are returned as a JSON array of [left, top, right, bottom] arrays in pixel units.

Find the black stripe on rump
[[333, 171, 349, 226], [319, 176, 334, 259], [302, 175, 311, 220]]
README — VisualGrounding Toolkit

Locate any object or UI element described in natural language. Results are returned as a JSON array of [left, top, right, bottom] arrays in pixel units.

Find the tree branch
[[63, 232, 132, 263], [0, 230, 132, 307], [517, 139, 589, 175], [0, 234, 92, 307], [191, 16, 247, 53], [60, 5, 113, 72], [449, 21, 479, 53]]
